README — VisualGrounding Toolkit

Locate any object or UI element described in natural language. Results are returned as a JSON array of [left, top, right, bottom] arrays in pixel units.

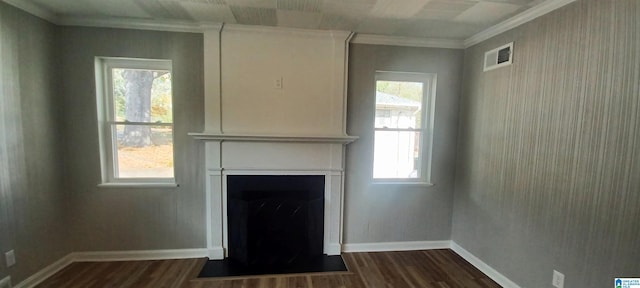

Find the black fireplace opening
[[227, 175, 325, 269]]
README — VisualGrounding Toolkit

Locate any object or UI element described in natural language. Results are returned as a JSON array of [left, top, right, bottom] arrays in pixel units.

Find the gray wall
[[0, 3, 72, 283], [345, 44, 463, 243], [453, 0, 640, 287], [57, 27, 206, 251]]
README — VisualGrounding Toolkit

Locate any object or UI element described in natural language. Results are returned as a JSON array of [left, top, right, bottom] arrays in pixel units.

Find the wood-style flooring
[[36, 249, 501, 288]]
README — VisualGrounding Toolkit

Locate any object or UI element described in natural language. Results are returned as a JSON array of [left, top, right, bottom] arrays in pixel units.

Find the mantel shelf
[[188, 132, 359, 144]]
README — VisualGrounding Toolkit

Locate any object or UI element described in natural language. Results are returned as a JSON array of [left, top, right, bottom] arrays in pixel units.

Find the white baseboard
[[450, 242, 522, 288], [342, 240, 451, 253], [13, 248, 208, 288], [13, 244, 521, 288], [72, 248, 209, 262], [13, 254, 73, 288]]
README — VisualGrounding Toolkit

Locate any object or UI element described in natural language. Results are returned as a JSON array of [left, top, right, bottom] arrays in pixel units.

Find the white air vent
[[484, 42, 513, 71]]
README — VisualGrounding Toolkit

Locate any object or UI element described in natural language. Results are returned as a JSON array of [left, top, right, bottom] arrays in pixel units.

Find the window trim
[[372, 71, 436, 184], [95, 57, 176, 186]]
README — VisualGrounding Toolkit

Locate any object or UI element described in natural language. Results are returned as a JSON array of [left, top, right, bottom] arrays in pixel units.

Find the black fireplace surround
[[226, 175, 325, 268]]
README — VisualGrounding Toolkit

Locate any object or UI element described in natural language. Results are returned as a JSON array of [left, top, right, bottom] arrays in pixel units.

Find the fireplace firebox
[[227, 175, 324, 268]]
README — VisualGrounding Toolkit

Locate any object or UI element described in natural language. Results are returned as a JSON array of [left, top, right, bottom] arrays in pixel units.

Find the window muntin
[[373, 72, 435, 183], [96, 58, 175, 184]]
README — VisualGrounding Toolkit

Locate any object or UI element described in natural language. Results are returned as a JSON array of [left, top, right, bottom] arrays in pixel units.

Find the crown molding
[[2, 0, 59, 23], [222, 23, 351, 39], [58, 16, 222, 33], [464, 0, 577, 48], [351, 33, 464, 49]]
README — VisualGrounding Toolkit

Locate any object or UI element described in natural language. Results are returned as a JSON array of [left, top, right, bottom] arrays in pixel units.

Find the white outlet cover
[[553, 270, 565, 288], [274, 77, 283, 89], [0, 276, 11, 288], [4, 251, 15, 268]]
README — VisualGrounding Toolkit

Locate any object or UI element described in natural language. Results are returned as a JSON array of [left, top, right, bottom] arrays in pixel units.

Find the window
[[95, 58, 175, 185], [373, 71, 435, 183]]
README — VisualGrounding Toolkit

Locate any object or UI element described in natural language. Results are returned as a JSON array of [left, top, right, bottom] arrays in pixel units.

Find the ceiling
[[23, 0, 545, 39]]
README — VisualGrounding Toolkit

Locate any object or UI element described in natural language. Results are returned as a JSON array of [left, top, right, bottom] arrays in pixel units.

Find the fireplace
[[186, 140, 356, 259], [227, 175, 324, 267]]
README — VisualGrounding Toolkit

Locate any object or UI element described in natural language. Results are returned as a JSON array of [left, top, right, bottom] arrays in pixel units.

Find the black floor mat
[[197, 255, 348, 278]]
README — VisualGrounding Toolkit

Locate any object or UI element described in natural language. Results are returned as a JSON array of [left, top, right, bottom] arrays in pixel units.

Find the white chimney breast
[[193, 25, 356, 259]]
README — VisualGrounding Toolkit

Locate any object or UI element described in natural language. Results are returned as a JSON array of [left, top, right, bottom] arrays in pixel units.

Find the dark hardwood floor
[[36, 249, 501, 288]]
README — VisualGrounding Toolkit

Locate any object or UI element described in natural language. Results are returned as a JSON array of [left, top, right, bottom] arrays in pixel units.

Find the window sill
[[97, 183, 179, 189], [372, 181, 434, 187]]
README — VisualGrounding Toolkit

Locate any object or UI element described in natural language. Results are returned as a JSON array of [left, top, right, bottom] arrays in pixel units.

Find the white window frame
[[372, 71, 436, 185], [95, 57, 176, 187]]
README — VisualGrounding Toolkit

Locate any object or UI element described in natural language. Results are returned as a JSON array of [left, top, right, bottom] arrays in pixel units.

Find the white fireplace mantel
[[189, 132, 358, 144]]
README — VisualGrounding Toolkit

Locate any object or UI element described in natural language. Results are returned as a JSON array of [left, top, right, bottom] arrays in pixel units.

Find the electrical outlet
[[552, 270, 565, 288], [4, 251, 15, 268], [274, 77, 283, 89], [0, 276, 11, 288]]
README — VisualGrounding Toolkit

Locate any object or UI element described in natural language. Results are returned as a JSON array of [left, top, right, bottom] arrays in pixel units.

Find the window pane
[[373, 130, 421, 179], [113, 124, 174, 178], [112, 68, 172, 123], [375, 81, 422, 129]]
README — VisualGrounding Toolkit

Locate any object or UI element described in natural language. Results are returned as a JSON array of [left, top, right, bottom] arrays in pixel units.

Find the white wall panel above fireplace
[[219, 25, 352, 136]]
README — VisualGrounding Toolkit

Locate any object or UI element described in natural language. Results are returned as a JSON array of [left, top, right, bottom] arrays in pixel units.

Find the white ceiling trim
[[58, 16, 223, 33], [223, 23, 351, 39], [2, 0, 58, 23], [351, 34, 464, 49], [463, 0, 578, 48]]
